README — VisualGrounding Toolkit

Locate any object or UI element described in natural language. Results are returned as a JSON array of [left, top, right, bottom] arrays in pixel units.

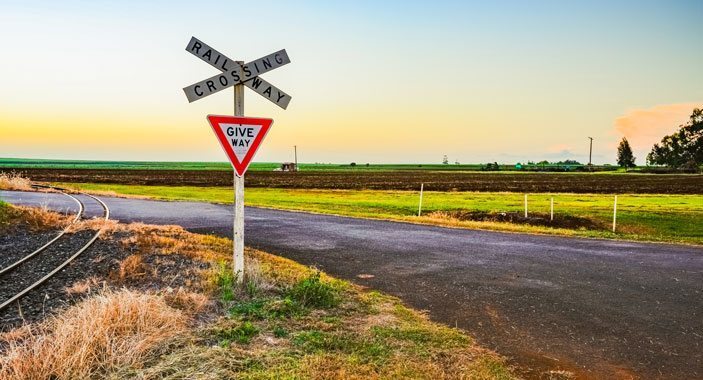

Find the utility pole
[[588, 137, 594, 166], [294, 145, 298, 171]]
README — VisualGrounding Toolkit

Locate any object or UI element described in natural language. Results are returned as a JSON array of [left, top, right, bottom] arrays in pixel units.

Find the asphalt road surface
[[2, 190, 702, 379]]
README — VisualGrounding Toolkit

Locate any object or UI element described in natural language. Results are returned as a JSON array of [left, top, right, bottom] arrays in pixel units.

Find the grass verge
[[56, 182, 703, 245], [0, 204, 518, 379]]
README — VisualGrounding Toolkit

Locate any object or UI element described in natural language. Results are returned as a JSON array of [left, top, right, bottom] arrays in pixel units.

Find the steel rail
[[0, 187, 84, 276], [0, 190, 110, 312]]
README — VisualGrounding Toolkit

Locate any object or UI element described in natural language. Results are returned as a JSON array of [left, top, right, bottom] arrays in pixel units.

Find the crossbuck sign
[[183, 37, 291, 109]]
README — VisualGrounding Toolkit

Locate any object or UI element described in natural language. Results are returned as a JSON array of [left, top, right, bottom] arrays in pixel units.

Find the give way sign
[[207, 115, 273, 176]]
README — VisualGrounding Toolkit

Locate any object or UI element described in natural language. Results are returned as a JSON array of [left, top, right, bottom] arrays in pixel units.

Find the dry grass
[[0, 204, 72, 232], [0, 172, 32, 191], [19, 205, 72, 231], [118, 254, 149, 280], [65, 217, 118, 234], [0, 289, 189, 379], [544, 370, 577, 379], [64, 277, 102, 295], [112, 223, 231, 262], [162, 288, 212, 316]]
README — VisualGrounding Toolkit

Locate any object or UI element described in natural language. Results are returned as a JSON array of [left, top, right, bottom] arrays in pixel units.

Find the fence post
[[418, 183, 424, 216], [612, 195, 618, 232], [550, 196, 554, 221], [524, 194, 528, 218]]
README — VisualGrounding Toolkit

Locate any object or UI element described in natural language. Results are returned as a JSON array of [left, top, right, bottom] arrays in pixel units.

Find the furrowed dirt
[[6, 168, 703, 194]]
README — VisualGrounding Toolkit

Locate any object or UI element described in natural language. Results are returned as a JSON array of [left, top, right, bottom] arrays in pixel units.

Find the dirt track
[[5, 168, 703, 194]]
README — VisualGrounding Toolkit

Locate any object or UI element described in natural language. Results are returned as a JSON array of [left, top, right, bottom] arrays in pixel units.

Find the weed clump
[[216, 321, 260, 346], [213, 261, 235, 302], [286, 272, 340, 309]]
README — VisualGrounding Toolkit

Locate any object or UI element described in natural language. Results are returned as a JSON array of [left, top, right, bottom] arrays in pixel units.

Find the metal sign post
[[183, 37, 292, 283]]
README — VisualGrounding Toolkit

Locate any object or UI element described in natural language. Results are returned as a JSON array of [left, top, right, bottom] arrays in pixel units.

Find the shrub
[[286, 272, 340, 309]]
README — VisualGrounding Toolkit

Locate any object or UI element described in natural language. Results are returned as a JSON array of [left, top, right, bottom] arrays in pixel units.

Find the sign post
[[233, 62, 245, 283], [184, 37, 291, 283]]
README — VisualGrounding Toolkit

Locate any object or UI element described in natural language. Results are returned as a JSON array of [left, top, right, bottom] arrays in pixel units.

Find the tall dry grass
[[18, 205, 72, 231], [0, 172, 32, 191], [0, 204, 72, 232], [0, 289, 188, 379]]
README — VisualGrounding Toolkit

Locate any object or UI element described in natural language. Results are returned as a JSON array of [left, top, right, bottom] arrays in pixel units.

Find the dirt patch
[[6, 168, 703, 194], [429, 210, 605, 230]]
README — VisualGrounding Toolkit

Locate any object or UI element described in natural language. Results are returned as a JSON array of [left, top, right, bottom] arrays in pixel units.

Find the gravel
[[0, 228, 63, 269], [0, 228, 210, 331]]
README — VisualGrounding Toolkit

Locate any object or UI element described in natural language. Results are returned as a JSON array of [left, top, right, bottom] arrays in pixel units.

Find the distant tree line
[[441, 108, 702, 172], [646, 108, 702, 170], [524, 159, 582, 166]]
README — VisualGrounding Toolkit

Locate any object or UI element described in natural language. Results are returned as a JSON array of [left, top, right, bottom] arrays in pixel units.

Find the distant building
[[280, 162, 297, 172]]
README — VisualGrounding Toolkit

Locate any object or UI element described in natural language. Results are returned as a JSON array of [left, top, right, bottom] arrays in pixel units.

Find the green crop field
[[0, 157, 622, 172], [56, 183, 703, 245]]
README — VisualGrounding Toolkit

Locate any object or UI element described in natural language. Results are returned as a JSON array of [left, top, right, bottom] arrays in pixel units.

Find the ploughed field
[[6, 168, 703, 194]]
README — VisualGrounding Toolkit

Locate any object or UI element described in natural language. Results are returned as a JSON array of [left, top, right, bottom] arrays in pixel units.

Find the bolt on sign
[[183, 36, 292, 283]]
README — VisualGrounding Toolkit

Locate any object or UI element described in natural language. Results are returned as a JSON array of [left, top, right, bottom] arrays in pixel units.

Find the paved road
[[2, 190, 702, 379]]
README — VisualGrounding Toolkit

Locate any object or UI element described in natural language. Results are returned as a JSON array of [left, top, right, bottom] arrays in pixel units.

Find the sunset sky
[[1, 0, 702, 165]]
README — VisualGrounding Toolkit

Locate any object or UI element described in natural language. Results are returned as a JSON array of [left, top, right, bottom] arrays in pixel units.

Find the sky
[[1, 0, 702, 165]]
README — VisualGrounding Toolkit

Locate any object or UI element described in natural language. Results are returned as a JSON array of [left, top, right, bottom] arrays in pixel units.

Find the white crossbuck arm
[[182, 37, 291, 109]]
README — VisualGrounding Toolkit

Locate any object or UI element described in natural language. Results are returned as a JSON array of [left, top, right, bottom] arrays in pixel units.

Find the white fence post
[[418, 183, 424, 216], [524, 194, 528, 218], [550, 196, 554, 221], [612, 195, 618, 233]]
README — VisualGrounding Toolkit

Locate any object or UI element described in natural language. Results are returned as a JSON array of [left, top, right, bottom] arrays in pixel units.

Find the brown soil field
[[4, 168, 703, 194], [429, 210, 605, 229]]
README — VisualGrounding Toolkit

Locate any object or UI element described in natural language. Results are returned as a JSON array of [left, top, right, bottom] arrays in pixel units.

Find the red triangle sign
[[207, 115, 273, 177]]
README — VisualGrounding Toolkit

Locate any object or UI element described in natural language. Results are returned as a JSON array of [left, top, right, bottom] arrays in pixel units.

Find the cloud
[[613, 103, 701, 152], [547, 143, 573, 153]]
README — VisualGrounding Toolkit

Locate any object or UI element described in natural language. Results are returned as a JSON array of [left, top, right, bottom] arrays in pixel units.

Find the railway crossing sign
[[183, 37, 292, 109], [182, 36, 292, 284], [207, 115, 273, 177]]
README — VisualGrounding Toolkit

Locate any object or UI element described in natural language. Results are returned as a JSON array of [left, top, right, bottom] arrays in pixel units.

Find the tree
[[442, 155, 449, 165], [616, 137, 636, 168], [647, 108, 703, 170], [555, 159, 582, 165]]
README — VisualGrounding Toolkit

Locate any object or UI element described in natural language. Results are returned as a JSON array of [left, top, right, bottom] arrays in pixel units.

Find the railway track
[[0, 185, 110, 312]]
